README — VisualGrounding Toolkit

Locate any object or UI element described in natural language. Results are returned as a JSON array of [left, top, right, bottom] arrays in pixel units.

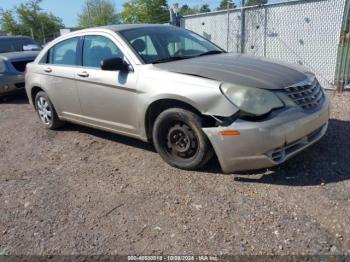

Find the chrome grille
[[285, 78, 324, 110], [11, 60, 33, 72]]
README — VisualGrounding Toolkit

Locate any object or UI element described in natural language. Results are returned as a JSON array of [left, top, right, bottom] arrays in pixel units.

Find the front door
[[75, 34, 139, 136]]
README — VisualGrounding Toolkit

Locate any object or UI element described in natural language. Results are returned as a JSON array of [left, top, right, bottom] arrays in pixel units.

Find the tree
[[199, 4, 211, 13], [178, 4, 210, 16], [121, 0, 169, 24], [245, 0, 268, 6], [78, 0, 119, 28], [179, 4, 199, 16], [0, 9, 22, 35], [0, 0, 63, 43], [216, 0, 237, 11]]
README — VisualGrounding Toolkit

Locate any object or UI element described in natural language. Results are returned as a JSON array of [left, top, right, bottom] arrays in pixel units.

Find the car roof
[[99, 24, 173, 32], [0, 35, 33, 39], [53, 24, 179, 42]]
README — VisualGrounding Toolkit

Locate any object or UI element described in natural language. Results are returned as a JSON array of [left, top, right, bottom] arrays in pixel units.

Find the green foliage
[[0, 9, 22, 35], [179, 4, 211, 16], [245, 0, 268, 6], [199, 4, 211, 13], [121, 0, 169, 24], [179, 5, 199, 16], [0, 0, 63, 43], [216, 0, 237, 10], [78, 0, 119, 28]]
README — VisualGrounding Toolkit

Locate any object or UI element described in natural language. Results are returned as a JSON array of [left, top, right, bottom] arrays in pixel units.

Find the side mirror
[[101, 57, 130, 71]]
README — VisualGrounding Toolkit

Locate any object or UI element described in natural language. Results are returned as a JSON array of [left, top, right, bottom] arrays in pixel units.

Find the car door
[[39, 37, 82, 118], [75, 34, 139, 136]]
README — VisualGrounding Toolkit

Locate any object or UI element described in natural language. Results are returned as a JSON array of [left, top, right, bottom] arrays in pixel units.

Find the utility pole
[[87, 2, 92, 27], [240, 0, 246, 54], [41, 21, 46, 44], [30, 27, 34, 40]]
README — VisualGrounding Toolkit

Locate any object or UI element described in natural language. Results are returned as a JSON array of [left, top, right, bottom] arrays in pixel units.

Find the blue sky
[[0, 0, 280, 27]]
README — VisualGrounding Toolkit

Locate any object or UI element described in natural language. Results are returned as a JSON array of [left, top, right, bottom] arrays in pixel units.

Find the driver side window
[[82, 35, 123, 68]]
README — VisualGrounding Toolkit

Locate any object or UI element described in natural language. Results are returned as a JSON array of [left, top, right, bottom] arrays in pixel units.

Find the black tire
[[152, 108, 214, 170], [34, 91, 64, 130]]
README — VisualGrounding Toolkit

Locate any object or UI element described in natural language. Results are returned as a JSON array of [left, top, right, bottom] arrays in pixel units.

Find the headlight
[[220, 83, 284, 116], [0, 60, 7, 73]]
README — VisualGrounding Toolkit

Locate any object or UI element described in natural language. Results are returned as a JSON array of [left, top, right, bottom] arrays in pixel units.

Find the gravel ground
[[0, 91, 349, 256]]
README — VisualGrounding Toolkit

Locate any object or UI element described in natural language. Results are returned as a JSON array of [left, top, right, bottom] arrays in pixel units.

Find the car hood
[[0, 51, 39, 62], [153, 53, 310, 90]]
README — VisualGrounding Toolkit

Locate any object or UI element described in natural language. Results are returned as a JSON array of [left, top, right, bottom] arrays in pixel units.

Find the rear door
[[39, 37, 82, 117], [75, 34, 139, 136]]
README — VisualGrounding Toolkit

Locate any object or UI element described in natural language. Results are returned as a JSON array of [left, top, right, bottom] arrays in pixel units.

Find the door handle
[[77, 71, 89, 78], [44, 67, 52, 73]]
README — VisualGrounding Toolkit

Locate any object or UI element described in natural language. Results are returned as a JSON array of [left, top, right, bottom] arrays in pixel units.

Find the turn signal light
[[220, 130, 240, 136]]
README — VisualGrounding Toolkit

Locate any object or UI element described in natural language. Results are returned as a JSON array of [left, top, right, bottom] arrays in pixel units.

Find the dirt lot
[[0, 91, 349, 256]]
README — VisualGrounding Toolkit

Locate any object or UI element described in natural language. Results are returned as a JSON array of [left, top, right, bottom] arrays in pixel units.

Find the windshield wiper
[[152, 56, 191, 64], [151, 50, 224, 64], [197, 50, 224, 57]]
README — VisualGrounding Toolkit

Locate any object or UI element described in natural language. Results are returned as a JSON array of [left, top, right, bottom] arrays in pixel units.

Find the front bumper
[[203, 95, 330, 173], [0, 74, 25, 96]]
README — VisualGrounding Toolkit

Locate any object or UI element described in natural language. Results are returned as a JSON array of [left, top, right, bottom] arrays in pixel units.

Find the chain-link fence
[[335, 0, 350, 90], [180, 0, 348, 90]]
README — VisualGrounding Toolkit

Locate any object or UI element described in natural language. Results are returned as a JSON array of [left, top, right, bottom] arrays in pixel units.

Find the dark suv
[[0, 36, 41, 97]]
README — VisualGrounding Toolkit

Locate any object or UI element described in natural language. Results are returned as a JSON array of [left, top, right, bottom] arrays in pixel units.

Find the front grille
[[11, 60, 33, 72], [285, 78, 324, 110], [15, 82, 25, 89], [268, 124, 325, 162]]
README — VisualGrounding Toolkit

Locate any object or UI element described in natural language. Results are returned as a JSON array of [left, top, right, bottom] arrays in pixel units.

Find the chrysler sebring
[[25, 24, 329, 173]]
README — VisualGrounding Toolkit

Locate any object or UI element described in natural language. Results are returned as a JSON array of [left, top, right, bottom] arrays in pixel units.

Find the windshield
[[119, 26, 224, 64], [0, 38, 41, 53]]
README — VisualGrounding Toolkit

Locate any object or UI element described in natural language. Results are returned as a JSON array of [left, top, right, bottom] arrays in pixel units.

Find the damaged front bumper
[[203, 95, 330, 173]]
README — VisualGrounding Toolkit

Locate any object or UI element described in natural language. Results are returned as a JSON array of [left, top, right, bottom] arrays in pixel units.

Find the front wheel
[[152, 108, 214, 170]]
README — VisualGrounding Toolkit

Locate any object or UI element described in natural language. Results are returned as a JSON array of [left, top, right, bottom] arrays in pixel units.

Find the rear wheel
[[152, 108, 214, 170], [35, 91, 63, 129]]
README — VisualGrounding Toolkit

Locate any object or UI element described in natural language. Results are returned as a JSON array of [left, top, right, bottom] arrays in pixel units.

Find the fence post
[[240, 0, 246, 54], [335, 0, 350, 91]]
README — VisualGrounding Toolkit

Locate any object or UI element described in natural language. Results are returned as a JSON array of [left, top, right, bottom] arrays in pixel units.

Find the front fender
[[146, 92, 238, 117], [139, 69, 239, 118]]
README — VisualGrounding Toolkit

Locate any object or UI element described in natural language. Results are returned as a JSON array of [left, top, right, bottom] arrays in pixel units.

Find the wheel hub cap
[[37, 97, 52, 125]]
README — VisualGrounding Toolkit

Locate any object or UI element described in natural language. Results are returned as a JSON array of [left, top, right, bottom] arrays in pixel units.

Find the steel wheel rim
[[37, 97, 52, 125], [162, 121, 199, 160]]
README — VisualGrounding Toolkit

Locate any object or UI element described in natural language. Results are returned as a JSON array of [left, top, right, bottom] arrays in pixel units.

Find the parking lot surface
[[0, 91, 349, 255]]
